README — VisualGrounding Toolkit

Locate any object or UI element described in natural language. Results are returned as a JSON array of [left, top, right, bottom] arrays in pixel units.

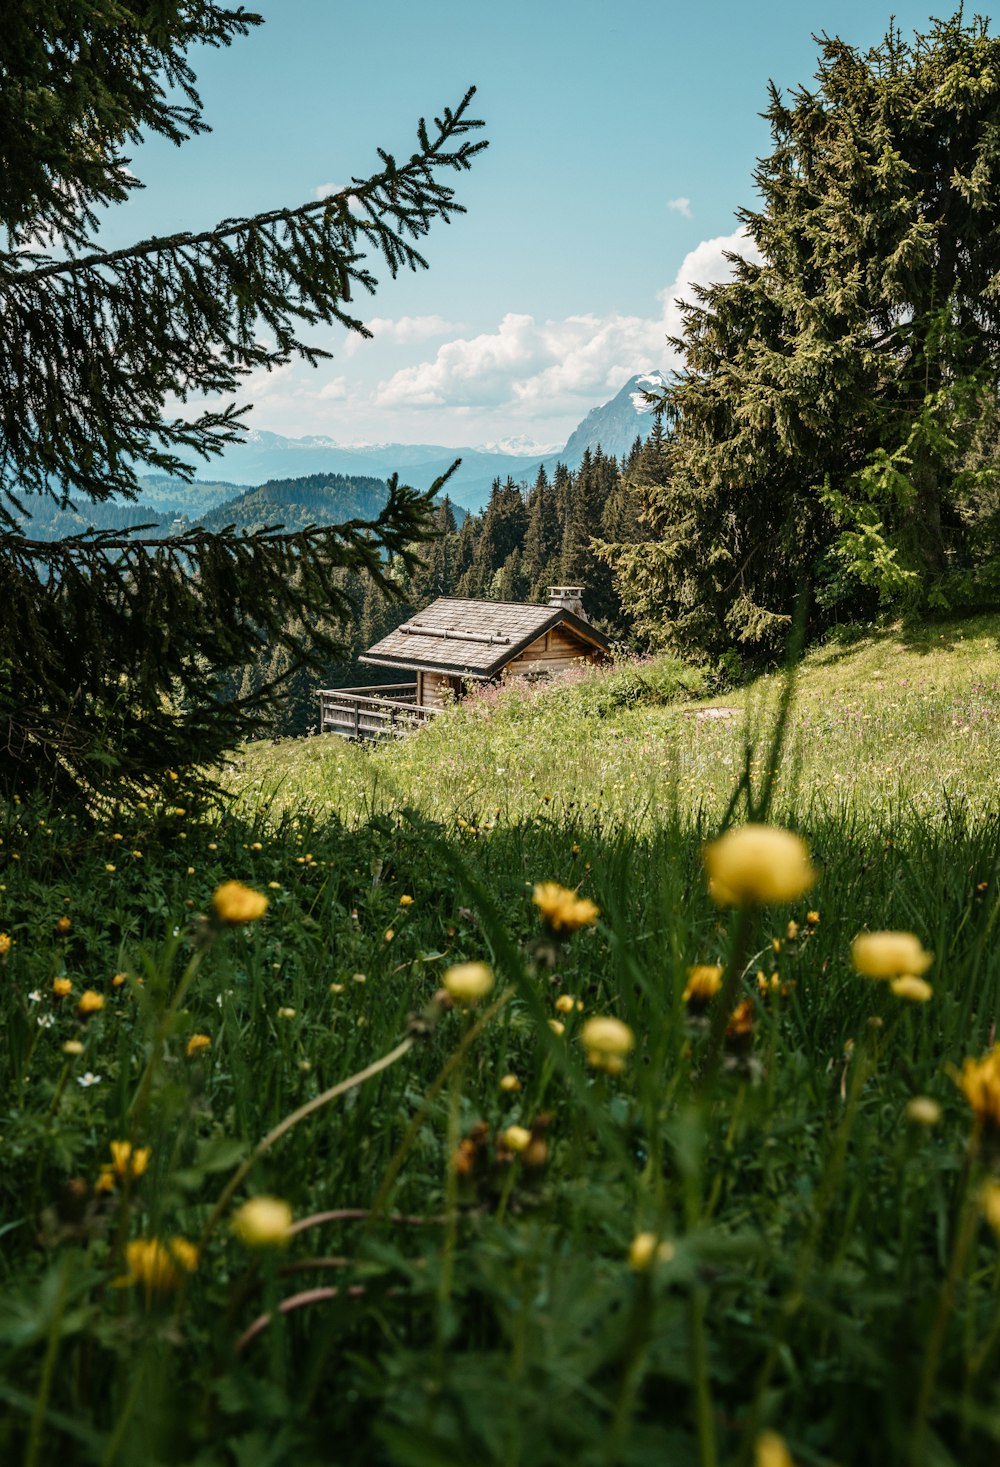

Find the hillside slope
[[234, 613, 1000, 829]]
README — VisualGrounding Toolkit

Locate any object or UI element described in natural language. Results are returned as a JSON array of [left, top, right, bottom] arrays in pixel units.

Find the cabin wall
[[420, 671, 464, 708], [501, 628, 603, 681]]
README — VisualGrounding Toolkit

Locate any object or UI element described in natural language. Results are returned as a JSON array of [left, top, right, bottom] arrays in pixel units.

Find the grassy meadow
[[3, 613, 1000, 1466]]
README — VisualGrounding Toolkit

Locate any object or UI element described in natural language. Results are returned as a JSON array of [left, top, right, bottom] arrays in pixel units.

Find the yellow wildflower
[[890, 975, 933, 1003], [554, 993, 576, 1015], [398, 894, 414, 907], [532, 881, 600, 933], [56, 915, 72, 934], [109, 1141, 151, 1179], [95, 1166, 116, 1194], [212, 881, 268, 925], [956, 1045, 1000, 1129], [442, 961, 495, 1006], [502, 1125, 532, 1153], [548, 1018, 566, 1036], [580, 1016, 635, 1074], [628, 1232, 675, 1271], [906, 1096, 942, 1127], [683, 964, 723, 1006], [77, 989, 105, 1017], [499, 1073, 521, 1093], [0, 932, 11, 956], [119, 1237, 197, 1296], [851, 931, 932, 980], [62, 1039, 84, 1056], [704, 825, 816, 907], [185, 1033, 211, 1058], [52, 976, 72, 998], [755, 1432, 795, 1467], [232, 1196, 293, 1248]]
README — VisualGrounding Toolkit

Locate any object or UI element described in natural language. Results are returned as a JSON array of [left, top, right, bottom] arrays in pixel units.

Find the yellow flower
[[555, 993, 576, 1015], [277, 1006, 297, 1019], [502, 1125, 532, 1153], [851, 931, 932, 980], [982, 1180, 1000, 1236], [580, 1016, 635, 1074], [755, 1431, 795, 1467], [52, 976, 72, 998], [532, 881, 600, 933], [548, 1018, 566, 1036], [956, 1045, 1000, 1129], [232, 1196, 293, 1248], [62, 1039, 84, 1056], [95, 1165, 116, 1194], [905, 1097, 942, 1127], [212, 881, 269, 925], [112, 972, 126, 987], [704, 825, 816, 907], [890, 975, 933, 1003], [628, 1232, 675, 1271], [77, 989, 105, 1017], [109, 1141, 151, 1179], [398, 894, 414, 907], [119, 1237, 197, 1296], [442, 961, 495, 1005], [0, 932, 11, 956], [499, 1073, 521, 1093], [56, 915, 72, 934], [683, 964, 724, 1005], [105, 863, 116, 873], [186, 1033, 211, 1058]]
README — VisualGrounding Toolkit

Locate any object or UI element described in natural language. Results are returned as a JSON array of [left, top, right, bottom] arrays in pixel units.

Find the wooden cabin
[[319, 587, 610, 739]]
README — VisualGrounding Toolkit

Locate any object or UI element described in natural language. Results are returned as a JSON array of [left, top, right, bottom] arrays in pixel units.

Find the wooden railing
[[318, 684, 437, 741]]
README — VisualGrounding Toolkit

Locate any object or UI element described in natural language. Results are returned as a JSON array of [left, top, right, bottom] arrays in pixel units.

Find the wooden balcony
[[318, 684, 437, 741]]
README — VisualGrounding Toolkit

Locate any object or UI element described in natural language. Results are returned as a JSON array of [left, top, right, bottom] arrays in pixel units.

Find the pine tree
[[610, 10, 1000, 659], [522, 466, 562, 598], [0, 4, 487, 797]]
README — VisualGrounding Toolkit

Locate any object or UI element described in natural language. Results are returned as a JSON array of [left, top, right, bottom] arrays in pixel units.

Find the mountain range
[[141, 371, 668, 515]]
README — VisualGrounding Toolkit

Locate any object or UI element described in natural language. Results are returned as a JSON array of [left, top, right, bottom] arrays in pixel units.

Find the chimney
[[546, 585, 589, 622]]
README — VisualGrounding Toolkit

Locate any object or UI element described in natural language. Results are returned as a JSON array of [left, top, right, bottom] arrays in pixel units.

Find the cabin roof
[[359, 596, 610, 679]]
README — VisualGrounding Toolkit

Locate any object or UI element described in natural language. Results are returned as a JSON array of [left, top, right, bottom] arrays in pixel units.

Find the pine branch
[[0, 90, 486, 519]]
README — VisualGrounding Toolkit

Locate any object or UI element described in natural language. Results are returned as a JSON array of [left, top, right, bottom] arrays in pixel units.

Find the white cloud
[[342, 313, 463, 357], [375, 229, 761, 420], [667, 196, 692, 218], [313, 182, 364, 215]]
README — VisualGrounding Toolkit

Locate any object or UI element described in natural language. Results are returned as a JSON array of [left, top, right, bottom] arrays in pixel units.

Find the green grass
[[3, 616, 1000, 1466], [234, 612, 1000, 831]]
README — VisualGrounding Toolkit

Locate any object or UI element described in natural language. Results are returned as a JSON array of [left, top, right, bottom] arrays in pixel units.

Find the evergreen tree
[[522, 466, 562, 598], [0, 4, 486, 796], [560, 446, 619, 622], [611, 10, 1000, 659]]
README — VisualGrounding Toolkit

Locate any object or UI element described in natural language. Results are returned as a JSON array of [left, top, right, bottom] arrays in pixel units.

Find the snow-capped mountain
[[166, 373, 668, 513]]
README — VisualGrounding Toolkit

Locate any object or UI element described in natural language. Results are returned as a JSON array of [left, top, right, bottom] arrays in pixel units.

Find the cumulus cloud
[[375, 228, 761, 420], [667, 196, 692, 218], [342, 313, 463, 357]]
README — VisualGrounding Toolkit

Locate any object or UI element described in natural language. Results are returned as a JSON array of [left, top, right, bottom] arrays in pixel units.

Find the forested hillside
[[195, 472, 391, 534]]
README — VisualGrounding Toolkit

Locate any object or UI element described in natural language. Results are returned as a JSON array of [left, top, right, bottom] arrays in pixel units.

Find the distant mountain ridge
[[154, 372, 668, 513]]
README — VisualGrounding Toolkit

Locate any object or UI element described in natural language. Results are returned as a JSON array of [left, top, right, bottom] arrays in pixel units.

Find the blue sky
[[103, 2, 986, 450]]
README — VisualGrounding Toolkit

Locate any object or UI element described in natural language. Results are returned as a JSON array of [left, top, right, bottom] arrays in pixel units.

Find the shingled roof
[[360, 596, 610, 679]]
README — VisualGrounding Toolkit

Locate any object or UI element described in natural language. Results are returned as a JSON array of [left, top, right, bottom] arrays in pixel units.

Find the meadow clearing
[[3, 614, 1000, 1466]]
